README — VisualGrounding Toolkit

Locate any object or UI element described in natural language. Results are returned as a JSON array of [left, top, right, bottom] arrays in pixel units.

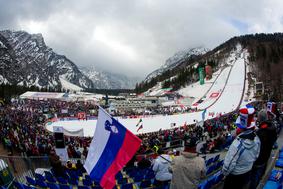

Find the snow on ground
[[182, 45, 242, 111], [0, 41, 6, 48], [195, 67, 230, 109], [145, 83, 172, 96], [0, 75, 9, 84], [178, 69, 221, 99], [60, 77, 83, 92], [195, 47, 242, 110], [204, 49, 246, 118], [47, 46, 247, 136]]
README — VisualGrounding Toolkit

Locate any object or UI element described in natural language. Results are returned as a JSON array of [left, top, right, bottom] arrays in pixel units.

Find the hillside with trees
[[135, 33, 283, 101]]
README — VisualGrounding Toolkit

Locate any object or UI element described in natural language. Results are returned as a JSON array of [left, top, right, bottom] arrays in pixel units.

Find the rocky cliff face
[[144, 47, 209, 82], [0, 30, 93, 89]]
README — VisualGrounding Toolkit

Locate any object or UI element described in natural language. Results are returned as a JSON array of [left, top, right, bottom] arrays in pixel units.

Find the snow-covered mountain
[[80, 66, 140, 89], [136, 33, 283, 104], [144, 47, 208, 82], [0, 30, 93, 90]]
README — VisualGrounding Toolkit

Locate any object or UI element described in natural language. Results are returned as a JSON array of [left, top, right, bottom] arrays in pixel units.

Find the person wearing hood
[[222, 105, 261, 189], [169, 151, 205, 189], [249, 109, 277, 189], [152, 149, 172, 187]]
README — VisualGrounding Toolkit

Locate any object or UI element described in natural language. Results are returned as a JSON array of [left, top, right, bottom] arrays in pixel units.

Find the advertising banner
[[199, 67, 205, 85]]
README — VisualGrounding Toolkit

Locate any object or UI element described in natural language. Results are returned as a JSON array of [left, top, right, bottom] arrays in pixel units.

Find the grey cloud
[[0, 0, 283, 77], [0, 0, 59, 28]]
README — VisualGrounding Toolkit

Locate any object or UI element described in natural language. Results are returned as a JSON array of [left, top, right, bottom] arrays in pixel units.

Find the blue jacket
[[222, 130, 260, 176]]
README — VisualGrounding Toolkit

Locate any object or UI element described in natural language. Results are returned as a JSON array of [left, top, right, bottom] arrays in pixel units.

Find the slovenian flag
[[84, 107, 141, 189]]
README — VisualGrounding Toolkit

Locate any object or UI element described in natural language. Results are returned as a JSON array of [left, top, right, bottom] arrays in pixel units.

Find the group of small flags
[[135, 109, 207, 133]]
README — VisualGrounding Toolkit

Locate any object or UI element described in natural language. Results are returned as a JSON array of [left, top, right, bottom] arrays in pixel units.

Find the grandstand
[[0, 45, 281, 189]]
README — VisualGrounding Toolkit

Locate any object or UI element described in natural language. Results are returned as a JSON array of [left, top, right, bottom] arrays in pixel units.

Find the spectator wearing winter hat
[[266, 101, 279, 119], [222, 105, 261, 189], [249, 109, 277, 189]]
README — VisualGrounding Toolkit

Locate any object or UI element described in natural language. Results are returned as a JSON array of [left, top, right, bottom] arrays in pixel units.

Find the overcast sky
[[1, 0, 283, 78]]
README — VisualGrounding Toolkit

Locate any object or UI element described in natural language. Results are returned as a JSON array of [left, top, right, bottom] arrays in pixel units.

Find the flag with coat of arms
[[84, 107, 141, 189]]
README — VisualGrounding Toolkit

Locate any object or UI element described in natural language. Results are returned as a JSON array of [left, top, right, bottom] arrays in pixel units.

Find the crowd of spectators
[[222, 102, 281, 189], [0, 98, 241, 159], [145, 101, 282, 189], [1, 96, 282, 189], [136, 111, 238, 156], [0, 99, 93, 157], [113, 106, 193, 117], [9, 98, 98, 118]]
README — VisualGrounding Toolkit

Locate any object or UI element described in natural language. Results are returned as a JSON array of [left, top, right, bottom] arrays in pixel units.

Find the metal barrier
[[0, 156, 51, 183], [0, 142, 185, 184], [167, 139, 184, 149], [0, 155, 89, 184], [155, 139, 185, 151], [68, 158, 86, 165]]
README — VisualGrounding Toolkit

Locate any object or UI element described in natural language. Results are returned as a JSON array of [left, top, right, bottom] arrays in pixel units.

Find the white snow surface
[[206, 49, 246, 115], [47, 46, 247, 136], [60, 77, 83, 91], [0, 75, 9, 84], [194, 67, 230, 110], [0, 41, 6, 48], [178, 69, 221, 99]]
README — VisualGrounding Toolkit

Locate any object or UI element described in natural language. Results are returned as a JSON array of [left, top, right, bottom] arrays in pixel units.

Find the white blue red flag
[[84, 107, 141, 189]]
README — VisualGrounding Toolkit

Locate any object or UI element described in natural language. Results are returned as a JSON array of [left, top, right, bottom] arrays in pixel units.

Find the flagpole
[[98, 105, 120, 122], [98, 105, 110, 115]]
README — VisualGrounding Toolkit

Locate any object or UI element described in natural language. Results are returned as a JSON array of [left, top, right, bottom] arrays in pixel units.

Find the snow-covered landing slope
[[204, 49, 247, 118], [178, 69, 221, 99], [59, 77, 83, 92], [194, 46, 243, 110], [194, 67, 230, 109], [47, 46, 247, 136]]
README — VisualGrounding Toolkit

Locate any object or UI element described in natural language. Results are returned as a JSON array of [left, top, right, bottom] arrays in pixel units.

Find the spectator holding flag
[[84, 107, 141, 189]]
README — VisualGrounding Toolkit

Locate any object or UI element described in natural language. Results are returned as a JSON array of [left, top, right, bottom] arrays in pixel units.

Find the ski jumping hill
[[46, 44, 249, 135]]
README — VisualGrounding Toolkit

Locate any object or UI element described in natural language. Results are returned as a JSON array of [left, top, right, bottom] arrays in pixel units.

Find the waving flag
[[84, 107, 141, 189], [136, 118, 142, 127], [137, 124, 143, 132]]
